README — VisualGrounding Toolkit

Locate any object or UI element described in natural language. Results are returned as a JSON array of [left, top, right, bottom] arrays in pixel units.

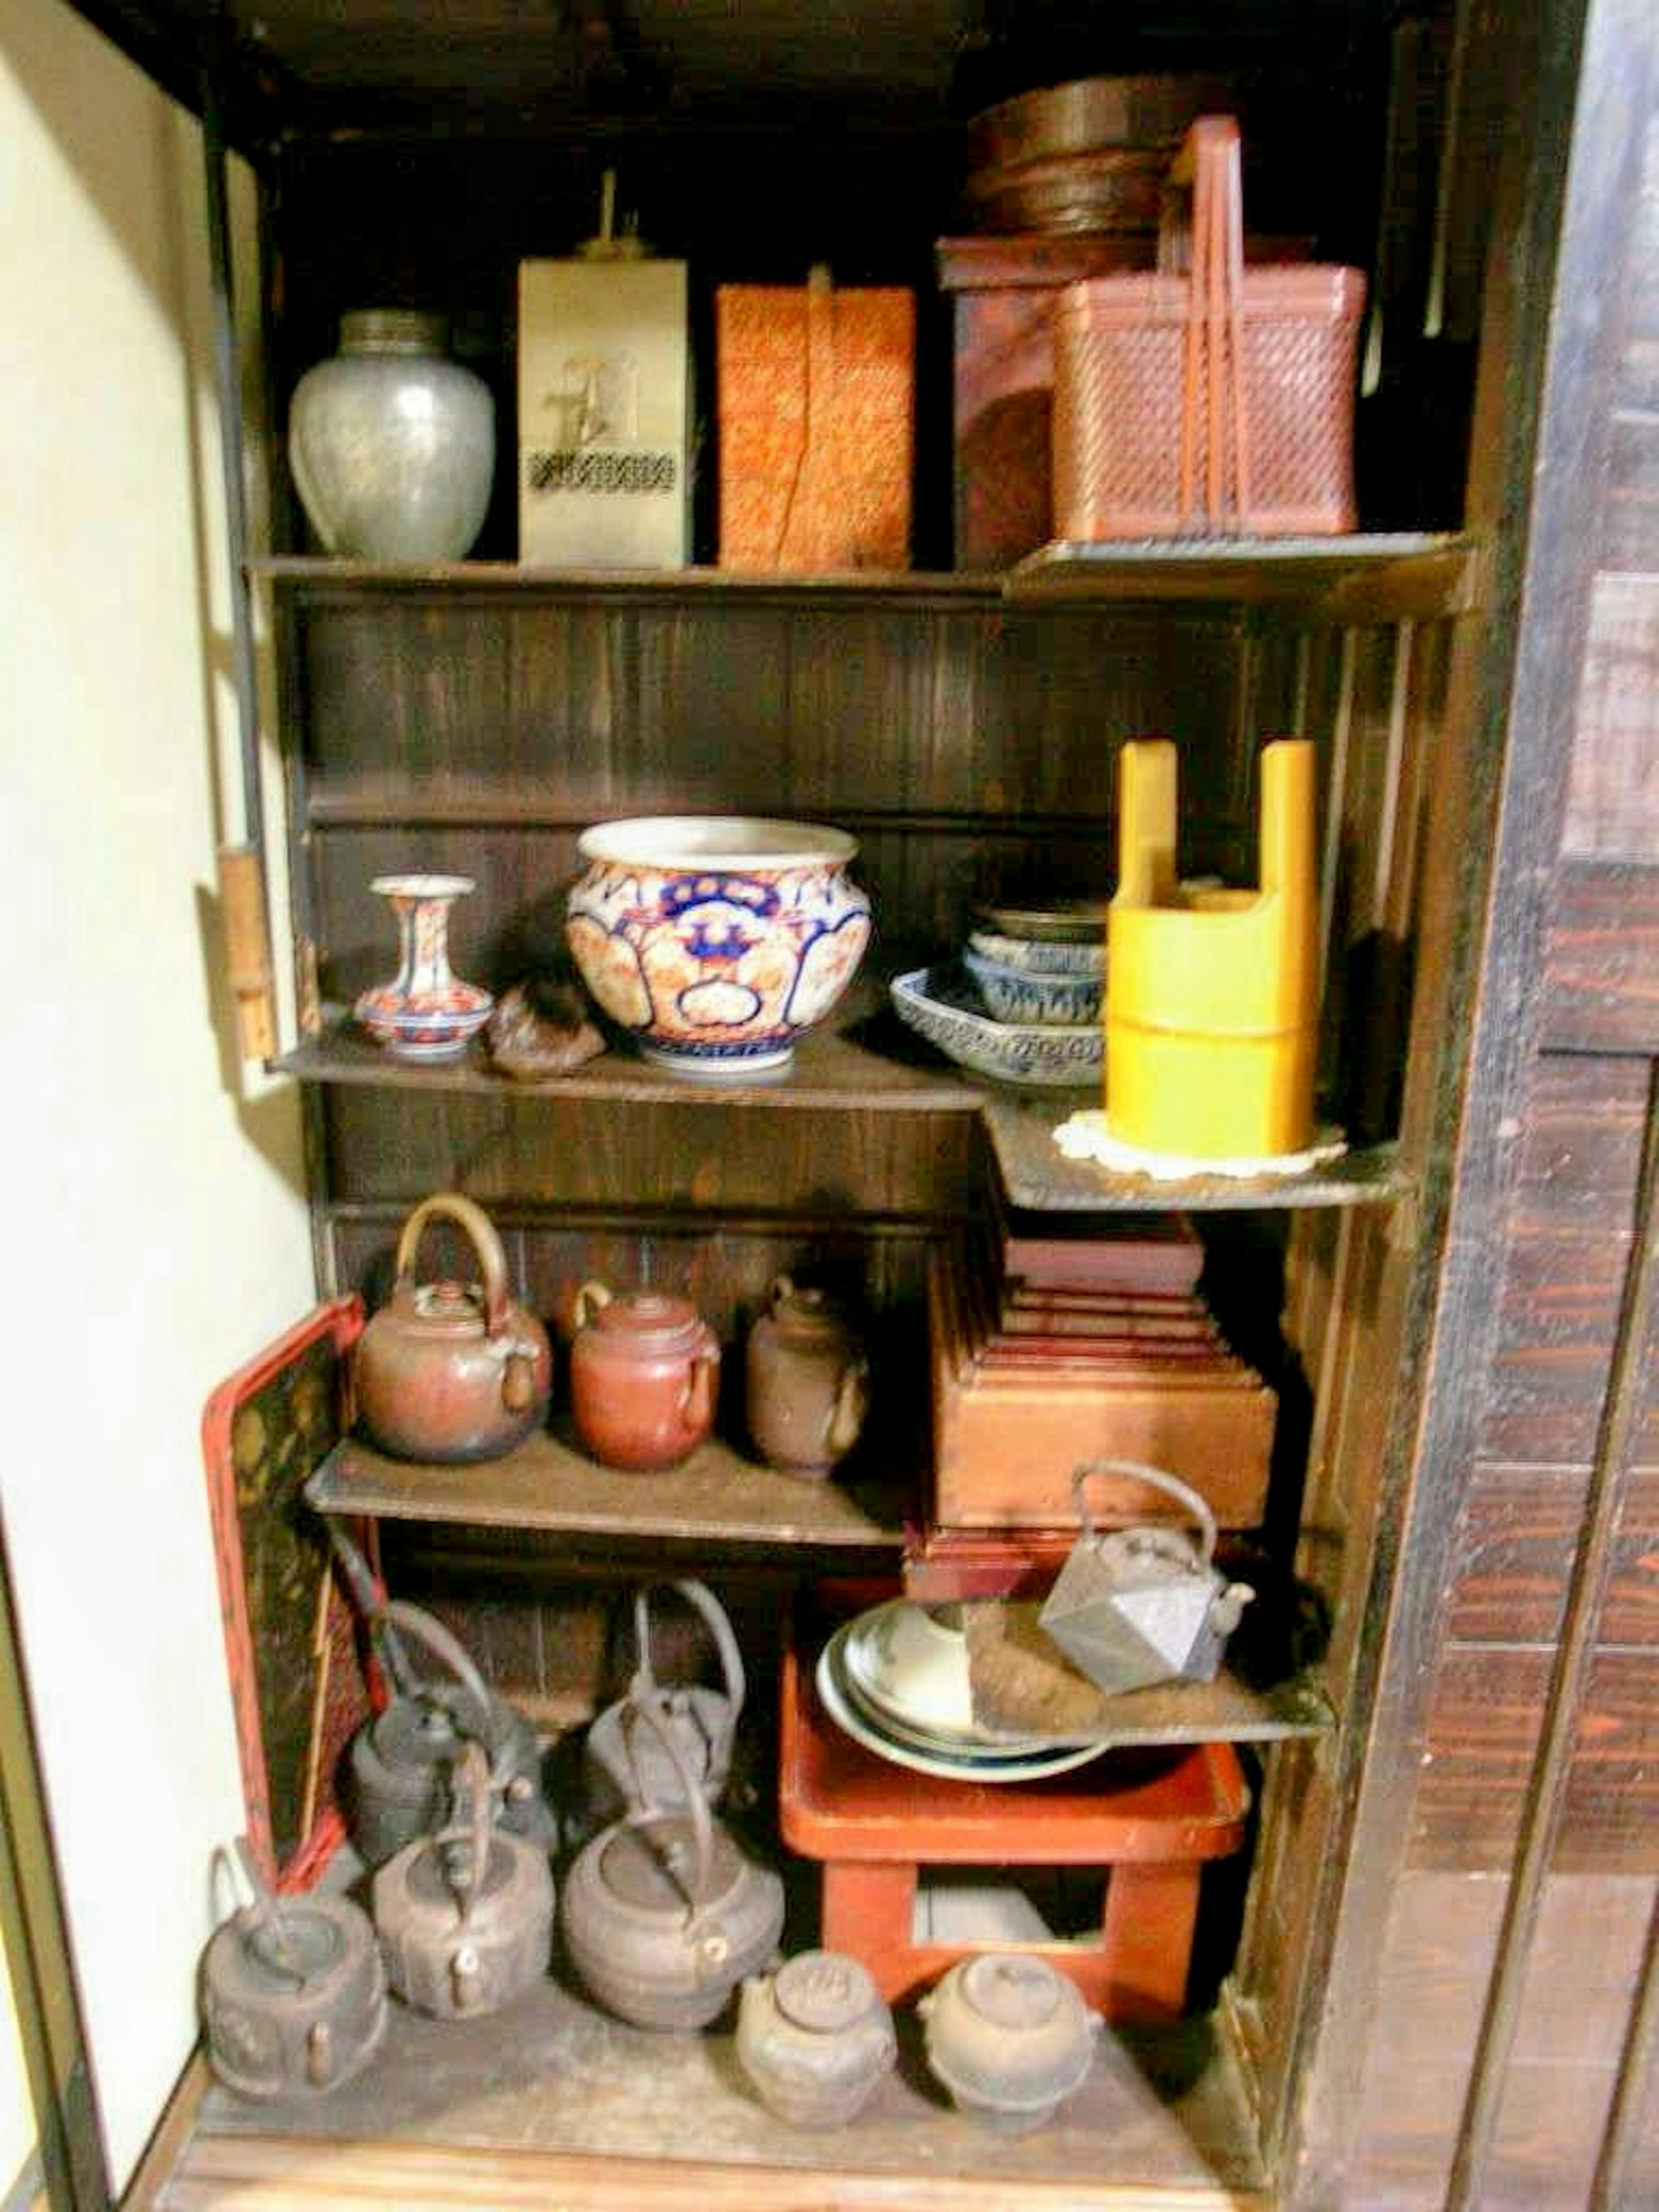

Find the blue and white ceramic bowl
[[960, 945, 1103, 1025], [890, 966, 1102, 1089], [966, 925, 1107, 979], [566, 816, 871, 1079], [967, 899, 1109, 978]]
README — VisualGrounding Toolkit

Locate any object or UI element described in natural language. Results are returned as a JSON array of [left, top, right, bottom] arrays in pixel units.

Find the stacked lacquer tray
[[927, 1202, 1275, 1538]]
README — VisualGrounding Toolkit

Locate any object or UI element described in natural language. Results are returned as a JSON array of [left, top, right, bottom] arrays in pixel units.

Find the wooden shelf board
[[1007, 533, 1480, 619], [252, 556, 1006, 607], [251, 536, 1479, 620], [305, 1431, 909, 1548], [192, 1976, 1266, 2199], [275, 1012, 984, 1113], [302, 790, 1115, 836], [982, 1096, 1409, 1213]]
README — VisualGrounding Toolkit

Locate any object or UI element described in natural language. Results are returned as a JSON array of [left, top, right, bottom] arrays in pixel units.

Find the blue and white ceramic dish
[[890, 966, 1103, 1089], [961, 945, 1103, 1025]]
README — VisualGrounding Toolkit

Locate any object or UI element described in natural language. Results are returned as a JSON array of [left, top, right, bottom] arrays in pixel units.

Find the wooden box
[[928, 1250, 1275, 1531], [937, 233, 1147, 569], [716, 277, 914, 570]]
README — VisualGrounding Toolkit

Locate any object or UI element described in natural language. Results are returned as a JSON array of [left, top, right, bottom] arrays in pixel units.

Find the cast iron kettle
[[1038, 1460, 1255, 1695], [200, 1840, 387, 2101], [346, 1599, 555, 1867], [583, 1578, 746, 1826], [372, 1744, 555, 2020], [562, 1699, 784, 2031], [354, 1191, 552, 1462]]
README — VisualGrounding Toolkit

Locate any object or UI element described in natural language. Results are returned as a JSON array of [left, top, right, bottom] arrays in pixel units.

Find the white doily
[[1053, 1109, 1348, 1182]]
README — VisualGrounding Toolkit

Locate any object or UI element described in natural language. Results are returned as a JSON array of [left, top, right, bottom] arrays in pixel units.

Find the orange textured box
[[717, 277, 914, 571]]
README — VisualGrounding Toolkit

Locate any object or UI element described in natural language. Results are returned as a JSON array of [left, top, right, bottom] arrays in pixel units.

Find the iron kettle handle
[[629, 1578, 747, 1736], [385, 1599, 496, 1742], [1071, 1459, 1219, 1567], [619, 1695, 717, 1923]]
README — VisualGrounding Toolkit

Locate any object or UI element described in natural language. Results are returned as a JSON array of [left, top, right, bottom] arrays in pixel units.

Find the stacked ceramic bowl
[[890, 898, 1107, 1087], [817, 1598, 1106, 1784]]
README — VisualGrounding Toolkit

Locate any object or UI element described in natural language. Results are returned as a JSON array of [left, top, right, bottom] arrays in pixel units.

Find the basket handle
[[1165, 116, 1253, 532]]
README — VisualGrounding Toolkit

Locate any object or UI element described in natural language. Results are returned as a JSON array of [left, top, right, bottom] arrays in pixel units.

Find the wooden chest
[[927, 1247, 1276, 1531], [937, 232, 1146, 569]]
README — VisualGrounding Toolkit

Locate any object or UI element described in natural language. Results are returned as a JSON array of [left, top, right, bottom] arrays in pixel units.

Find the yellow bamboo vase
[[1106, 736, 1319, 1159]]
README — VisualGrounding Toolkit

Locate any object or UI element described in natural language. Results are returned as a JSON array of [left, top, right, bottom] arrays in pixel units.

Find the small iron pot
[[582, 1578, 746, 1826], [562, 1701, 783, 2031], [346, 1601, 554, 1867], [200, 1842, 387, 2101], [372, 1746, 554, 2019], [736, 1949, 896, 2128], [354, 1192, 552, 1462], [919, 1953, 1098, 2133]]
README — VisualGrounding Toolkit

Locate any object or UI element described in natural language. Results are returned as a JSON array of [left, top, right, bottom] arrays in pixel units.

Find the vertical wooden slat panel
[[1445, 1063, 1659, 2203]]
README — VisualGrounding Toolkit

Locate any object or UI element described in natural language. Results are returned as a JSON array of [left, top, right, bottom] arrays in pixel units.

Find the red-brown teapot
[[354, 1193, 552, 1462], [568, 1283, 719, 1471]]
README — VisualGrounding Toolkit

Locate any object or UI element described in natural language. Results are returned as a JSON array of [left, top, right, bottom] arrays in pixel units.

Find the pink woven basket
[[1052, 117, 1366, 539]]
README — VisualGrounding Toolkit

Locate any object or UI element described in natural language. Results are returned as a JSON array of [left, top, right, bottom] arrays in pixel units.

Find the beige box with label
[[518, 258, 692, 566]]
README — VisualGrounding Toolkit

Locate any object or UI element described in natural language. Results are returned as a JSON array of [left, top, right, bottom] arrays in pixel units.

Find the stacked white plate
[[816, 1599, 1108, 1784]]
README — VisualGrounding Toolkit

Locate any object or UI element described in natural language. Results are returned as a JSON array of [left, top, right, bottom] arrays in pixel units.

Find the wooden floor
[[144, 1980, 1267, 2211]]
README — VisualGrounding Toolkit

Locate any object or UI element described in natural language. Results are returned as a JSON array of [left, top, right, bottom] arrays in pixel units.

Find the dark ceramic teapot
[[744, 1276, 869, 1479]]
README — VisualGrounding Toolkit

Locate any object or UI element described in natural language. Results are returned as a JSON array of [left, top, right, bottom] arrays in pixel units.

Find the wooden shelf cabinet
[[152, 8, 1600, 2198]]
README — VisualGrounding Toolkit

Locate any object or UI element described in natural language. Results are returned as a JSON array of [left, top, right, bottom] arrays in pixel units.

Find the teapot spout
[[1208, 1581, 1255, 1640]]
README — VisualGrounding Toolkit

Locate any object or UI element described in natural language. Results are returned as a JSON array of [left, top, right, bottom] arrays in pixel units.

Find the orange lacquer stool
[[778, 1636, 1250, 2015]]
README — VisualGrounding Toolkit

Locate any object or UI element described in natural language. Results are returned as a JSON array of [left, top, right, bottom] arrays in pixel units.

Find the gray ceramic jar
[[288, 310, 494, 562]]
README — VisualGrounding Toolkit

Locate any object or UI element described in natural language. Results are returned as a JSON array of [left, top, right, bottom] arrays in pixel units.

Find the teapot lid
[[598, 1814, 741, 1910], [407, 1283, 484, 1309], [959, 1953, 1063, 2030], [768, 1281, 855, 1338], [369, 1694, 469, 1774], [773, 1949, 878, 2034], [589, 1290, 708, 1356], [235, 1903, 345, 1993]]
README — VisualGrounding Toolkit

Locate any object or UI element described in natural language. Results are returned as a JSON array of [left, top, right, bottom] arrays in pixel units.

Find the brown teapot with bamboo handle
[[354, 1192, 552, 1462]]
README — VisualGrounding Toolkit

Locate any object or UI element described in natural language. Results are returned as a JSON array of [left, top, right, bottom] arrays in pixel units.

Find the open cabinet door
[[201, 1298, 372, 1892]]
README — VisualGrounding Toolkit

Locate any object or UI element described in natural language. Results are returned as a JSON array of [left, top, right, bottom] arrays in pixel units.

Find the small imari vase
[[356, 874, 493, 1060]]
